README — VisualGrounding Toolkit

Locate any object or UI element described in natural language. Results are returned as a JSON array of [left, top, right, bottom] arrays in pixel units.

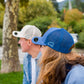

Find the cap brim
[[32, 37, 46, 45], [12, 31, 24, 38]]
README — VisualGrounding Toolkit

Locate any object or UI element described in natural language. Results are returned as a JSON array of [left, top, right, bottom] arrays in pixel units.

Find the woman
[[32, 28, 84, 84]]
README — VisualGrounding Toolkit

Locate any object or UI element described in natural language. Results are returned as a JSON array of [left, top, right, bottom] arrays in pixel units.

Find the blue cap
[[32, 28, 74, 53]]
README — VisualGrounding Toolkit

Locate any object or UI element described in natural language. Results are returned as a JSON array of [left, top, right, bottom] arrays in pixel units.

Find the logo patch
[[48, 42, 54, 47]]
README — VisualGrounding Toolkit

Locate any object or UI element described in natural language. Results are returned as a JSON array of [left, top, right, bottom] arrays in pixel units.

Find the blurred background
[[0, 0, 84, 48], [0, 0, 84, 83]]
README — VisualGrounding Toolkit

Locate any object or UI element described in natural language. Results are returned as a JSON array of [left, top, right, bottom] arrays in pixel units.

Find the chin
[[22, 50, 26, 52], [22, 49, 29, 52]]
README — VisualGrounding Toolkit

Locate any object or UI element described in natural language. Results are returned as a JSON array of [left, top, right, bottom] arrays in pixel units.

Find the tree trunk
[[1, 0, 22, 73]]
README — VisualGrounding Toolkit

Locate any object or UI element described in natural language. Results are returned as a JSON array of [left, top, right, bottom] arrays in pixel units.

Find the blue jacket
[[23, 53, 41, 84], [64, 64, 84, 84]]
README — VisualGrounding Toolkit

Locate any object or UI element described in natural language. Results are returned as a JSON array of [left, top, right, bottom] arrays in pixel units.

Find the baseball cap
[[12, 25, 42, 39], [32, 28, 74, 54]]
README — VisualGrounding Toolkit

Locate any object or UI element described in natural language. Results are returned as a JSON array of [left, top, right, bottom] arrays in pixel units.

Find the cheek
[[23, 41, 28, 47], [23, 43, 28, 48], [21, 42, 29, 52], [21, 41, 28, 48]]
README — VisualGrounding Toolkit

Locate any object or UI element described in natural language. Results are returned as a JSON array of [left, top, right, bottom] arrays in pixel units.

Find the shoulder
[[64, 64, 84, 84], [70, 64, 84, 76]]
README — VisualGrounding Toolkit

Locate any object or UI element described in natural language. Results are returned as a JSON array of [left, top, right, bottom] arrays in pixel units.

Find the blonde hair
[[37, 46, 84, 84]]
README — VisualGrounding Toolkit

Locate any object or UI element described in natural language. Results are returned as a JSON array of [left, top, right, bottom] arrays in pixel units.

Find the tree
[[0, 0, 4, 5], [18, 0, 57, 29], [1, 0, 21, 73], [64, 0, 84, 12], [51, 0, 60, 13], [20, 0, 29, 7], [75, 0, 84, 12], [64, 9, 82, 24]]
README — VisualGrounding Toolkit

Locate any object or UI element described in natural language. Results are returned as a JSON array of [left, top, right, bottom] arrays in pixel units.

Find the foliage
[[0, 0, 29, 6], [0, 1, 56, 29], [26, 16, 53, 35], [74, 0, 84, 12], [64, 0, 73, 10], [75, 42, 84, 49], [64, 0, 84, 12], [51, 1, 60, 13], [0, 3, 5, 27], [79, 32, 84, 42], [80, 2, 84, 12], [56, 9, 65, 21], [83, 14, 84, 19], [20, 0, 29, 7], [64, 9, 83, 24], [75, 31, 84, 49], [48, 18, 68, 30], [0, 1, 4, 5], [73, 19, 84, 33], [48, 20, 61, 29], [18, 0, 57, 29]]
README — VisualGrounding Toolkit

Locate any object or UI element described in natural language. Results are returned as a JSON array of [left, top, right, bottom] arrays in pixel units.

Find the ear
[[27, 39, 32, 46]]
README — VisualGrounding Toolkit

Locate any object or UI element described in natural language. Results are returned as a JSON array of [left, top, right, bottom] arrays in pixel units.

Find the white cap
[[12, 25, 42, 39]]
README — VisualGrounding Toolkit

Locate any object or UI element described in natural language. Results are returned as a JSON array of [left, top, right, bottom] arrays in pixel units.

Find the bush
[[26, 16, 53, 35], [0, 3, 5, 28], [64, 9, 83, 24], [75, 42, 84, 49], [75, 31, 84, 49], [73, 19, 84, 33], [18, 0, 57, 29], [79, 32, 84, 42], [83, 13, 84, 19], [48, 18, 68, 30]]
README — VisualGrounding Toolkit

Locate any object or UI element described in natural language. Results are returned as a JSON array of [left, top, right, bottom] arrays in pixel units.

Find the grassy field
[[0, 60, 1, 69], [0, 60, 23, 84]]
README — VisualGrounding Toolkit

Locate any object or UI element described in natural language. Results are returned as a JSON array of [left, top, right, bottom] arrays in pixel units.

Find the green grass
[[0, 72, 23, 84], [0, 60, 1, 69], [0, 60, 23, 84]]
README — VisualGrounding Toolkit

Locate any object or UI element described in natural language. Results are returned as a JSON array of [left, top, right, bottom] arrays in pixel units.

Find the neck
[[27, 48, 40, 58]]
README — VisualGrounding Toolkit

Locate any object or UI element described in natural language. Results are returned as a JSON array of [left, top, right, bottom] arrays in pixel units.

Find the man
[[12, 25, 42, 84]]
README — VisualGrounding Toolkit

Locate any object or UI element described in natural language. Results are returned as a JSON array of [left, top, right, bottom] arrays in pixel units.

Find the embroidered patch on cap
[[48, 42, 54, 47]]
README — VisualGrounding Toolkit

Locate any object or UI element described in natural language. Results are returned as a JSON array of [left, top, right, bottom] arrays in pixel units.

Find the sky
[[57, 0, 65, 2]]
